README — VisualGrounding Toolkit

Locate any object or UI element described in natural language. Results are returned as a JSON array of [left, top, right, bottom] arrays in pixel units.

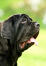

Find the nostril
[[35, 23, 40, 27], [37, 23, 40, 26]]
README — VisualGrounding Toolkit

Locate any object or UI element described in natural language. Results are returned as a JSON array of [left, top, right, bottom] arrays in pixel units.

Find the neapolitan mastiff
[[0, 14, 40, 66]]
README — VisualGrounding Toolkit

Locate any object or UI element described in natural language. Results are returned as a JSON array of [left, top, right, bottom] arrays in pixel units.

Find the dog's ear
[[1, 14, 20, 39]]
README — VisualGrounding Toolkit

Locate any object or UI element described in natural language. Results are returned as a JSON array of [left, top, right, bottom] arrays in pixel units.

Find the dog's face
[[2, 14, 40, 52], [13, 14, 40, 51]]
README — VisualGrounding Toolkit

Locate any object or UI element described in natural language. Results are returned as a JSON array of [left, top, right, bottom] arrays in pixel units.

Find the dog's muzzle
[[18, 22, 40, 49]]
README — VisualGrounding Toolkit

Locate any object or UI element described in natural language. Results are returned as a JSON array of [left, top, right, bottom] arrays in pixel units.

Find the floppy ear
[[1, 14, 20, 39]]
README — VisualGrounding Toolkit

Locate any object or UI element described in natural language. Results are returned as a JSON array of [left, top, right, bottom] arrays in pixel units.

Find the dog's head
[[1, 14, 40, 52]]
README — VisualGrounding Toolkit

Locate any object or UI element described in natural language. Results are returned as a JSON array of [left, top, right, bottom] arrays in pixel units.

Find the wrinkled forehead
[[16, 14, 32, 28], [14, 14, 33, 34], [20, 14, 32, 22]]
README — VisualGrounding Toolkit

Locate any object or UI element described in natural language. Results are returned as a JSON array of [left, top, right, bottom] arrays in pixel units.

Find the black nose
[[35, 22, 40, 27]]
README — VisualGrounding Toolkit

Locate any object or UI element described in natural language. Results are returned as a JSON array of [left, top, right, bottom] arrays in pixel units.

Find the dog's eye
[[21, 21, 27, 24], [21, 18, 27, 24]]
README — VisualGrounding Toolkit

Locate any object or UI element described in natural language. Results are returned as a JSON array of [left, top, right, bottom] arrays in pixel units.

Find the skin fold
[[0, 14, 40, 66]]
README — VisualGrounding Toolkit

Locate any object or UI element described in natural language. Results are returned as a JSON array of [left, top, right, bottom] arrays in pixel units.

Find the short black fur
[[0, 14, 40, 66]]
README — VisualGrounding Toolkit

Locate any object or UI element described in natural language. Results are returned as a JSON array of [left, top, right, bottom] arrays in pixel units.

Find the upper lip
[[20, 30, 39, 43]]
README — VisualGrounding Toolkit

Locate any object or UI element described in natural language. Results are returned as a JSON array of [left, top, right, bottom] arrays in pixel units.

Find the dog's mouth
[[19, 31, 39, 49]]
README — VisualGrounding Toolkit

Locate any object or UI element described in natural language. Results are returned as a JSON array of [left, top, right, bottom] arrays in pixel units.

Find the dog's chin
[[19, 31, 39, 49]]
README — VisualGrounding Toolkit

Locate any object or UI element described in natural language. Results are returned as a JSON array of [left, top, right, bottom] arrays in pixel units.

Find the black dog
[[0, 14, 40, 66]]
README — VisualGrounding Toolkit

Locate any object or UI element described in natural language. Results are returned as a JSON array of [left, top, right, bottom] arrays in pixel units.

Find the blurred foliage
[[0, 0, 46, 28]]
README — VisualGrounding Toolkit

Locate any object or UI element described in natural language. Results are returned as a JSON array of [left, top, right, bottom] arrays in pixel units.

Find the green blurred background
[[0, 0, 46, 66]]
